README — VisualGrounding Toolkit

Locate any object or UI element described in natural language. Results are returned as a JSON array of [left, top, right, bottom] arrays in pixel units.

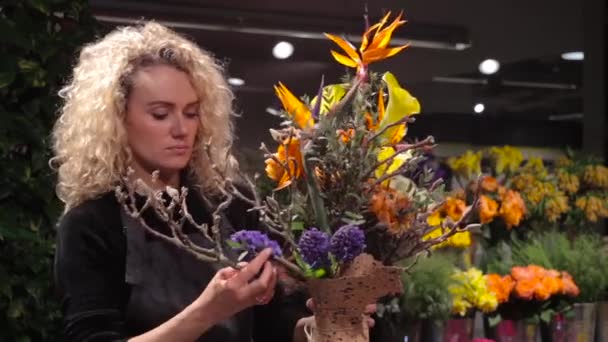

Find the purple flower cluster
[[297, 228, 330, 268], [229, 230, 283, 260], [330, 225, 366, 263], [297, 225, 366, 268]]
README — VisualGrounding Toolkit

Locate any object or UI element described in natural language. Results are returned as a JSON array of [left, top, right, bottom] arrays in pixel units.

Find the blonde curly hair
[[51, 22, 237, 210]]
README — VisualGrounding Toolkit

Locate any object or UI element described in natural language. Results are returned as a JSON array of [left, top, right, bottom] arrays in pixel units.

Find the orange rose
[[511, 266, 535, 281], [487, 274, 515, 303], [481, 176, 499, 192], [561, 272, 580, 297], [499, 189, 526, 229], [535, 276, 560, 301], [514, 278, 536, 300], [528, 265, 548, 278], [479, 195, 499, 224]]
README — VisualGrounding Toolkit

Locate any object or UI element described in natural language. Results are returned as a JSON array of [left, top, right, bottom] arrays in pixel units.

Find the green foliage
[[399, 253, 455, 321], [0, 1, 97, 339], [563, 235, 607, 302]]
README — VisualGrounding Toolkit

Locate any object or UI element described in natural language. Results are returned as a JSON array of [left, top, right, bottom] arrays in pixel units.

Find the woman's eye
[[151, 112, 168, 120], [185, 112, 199, 119]]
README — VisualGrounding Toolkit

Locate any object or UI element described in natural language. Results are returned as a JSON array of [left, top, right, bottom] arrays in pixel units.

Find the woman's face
[[125, 64, 200, 181]]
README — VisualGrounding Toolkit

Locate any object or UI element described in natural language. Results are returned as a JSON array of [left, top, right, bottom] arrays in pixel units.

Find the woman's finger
[[366, 316, 375, 328], [364, 304, 377, 315], [234, 249, 272, 284], [243, 261, 274, 301], [306, 298, 315, 312]]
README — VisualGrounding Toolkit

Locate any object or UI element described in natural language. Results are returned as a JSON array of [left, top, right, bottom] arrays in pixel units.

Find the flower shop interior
[[1, 0, 607, 341]]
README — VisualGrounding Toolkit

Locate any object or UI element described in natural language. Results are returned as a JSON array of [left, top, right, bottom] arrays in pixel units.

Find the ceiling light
[[273, 41, 294, 59], [561, 51, 584, 61], [479, 59, 500, 75], [227, 77, 245, 86], [474, 103, 485, 114]]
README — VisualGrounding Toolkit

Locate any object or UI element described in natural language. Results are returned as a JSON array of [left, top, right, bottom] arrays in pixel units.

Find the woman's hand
[[193, 248, 278, 324], [293, 299, 377, 342]]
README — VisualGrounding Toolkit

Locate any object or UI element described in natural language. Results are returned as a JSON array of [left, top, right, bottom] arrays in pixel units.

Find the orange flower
[[445, 197, 467, 221], [336, 128, 355, 143], [499, 189, 526, 229], [486, 274, 515, 304], [560, 272, 580, 297], [265, 137, 303, 190], [325, 12, 409, 74], [528, 265, 548, 278], [481, 176, 499, 192], [535, 276, 561, 301], [511, 266, 536, 281], [479, 195, 499, 224], [274, 82, 314, 129], [514, 278, 536, 300], [370, 186, 413, 234]]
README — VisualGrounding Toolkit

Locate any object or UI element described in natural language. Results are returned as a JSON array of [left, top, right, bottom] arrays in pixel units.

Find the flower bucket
[[407, 319, 445, 342], [565, 302, 597, 342], [487, 320, 539, 342], [443, 317, 474, 342], [596, 301, 608, 342], [304, 254, 402, 342]]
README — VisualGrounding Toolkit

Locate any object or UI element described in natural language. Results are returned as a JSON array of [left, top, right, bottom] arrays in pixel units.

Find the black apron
[[120, 198, 254, 342]]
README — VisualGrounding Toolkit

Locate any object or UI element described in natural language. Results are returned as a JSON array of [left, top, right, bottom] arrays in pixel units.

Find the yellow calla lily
[[274, 82, 314, 129], [374, 147, 413, 185], [376, 72, 421, 145]]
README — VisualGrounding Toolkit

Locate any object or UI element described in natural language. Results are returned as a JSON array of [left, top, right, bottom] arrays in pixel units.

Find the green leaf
[[290, 221, 304, 231], [540, 309, 553, 323], [8, 300, 24, 319], [225, 240, 242, 249], [27, 0, 51, 14], [18, 59, 41, 73], [0, 55, 18, 88], [312, 268, 326, 278], [488, 314, 502, 327]]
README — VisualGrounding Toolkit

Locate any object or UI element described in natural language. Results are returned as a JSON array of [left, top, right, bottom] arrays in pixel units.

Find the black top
[[54, 190, 310, 342]]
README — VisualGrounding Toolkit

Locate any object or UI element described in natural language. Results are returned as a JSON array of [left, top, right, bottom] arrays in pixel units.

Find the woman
[[51, 22, 313, 341]]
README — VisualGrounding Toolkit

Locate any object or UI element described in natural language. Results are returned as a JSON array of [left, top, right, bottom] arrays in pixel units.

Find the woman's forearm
[[128, 301, 214, 342]]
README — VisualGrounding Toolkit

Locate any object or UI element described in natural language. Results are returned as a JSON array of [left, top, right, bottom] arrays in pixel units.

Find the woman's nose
[[170, 114, 187, 138]]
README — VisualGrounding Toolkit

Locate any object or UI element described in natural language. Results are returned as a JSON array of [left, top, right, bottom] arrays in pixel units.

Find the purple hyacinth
[[298, 228, 331, 268], [229, 230, 283, 260], [330, 225, 366, 263]]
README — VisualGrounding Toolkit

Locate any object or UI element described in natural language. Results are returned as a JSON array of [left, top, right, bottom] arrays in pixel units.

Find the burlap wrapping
[[305, 254, 403, 342]]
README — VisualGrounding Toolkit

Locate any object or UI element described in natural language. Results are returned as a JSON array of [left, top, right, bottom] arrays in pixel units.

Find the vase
[[540, 314, 567, 342], [305, 254, 402, 342], [566, 302, 597, 342], [596, 301, 608, 342], [487, 320, 539, 342], [443, 317, 474, 342], [406, 319, 445, 342]]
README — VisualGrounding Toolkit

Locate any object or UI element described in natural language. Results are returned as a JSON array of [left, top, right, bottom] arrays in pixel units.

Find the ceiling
[[89, 0, 585, 150]]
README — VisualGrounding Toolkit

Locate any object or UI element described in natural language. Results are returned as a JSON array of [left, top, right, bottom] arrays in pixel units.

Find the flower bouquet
[[447, 146, 528, 247], [116, 10, 480, 342], [553, 153, 608, 232], [483, 264, 579, 342]]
